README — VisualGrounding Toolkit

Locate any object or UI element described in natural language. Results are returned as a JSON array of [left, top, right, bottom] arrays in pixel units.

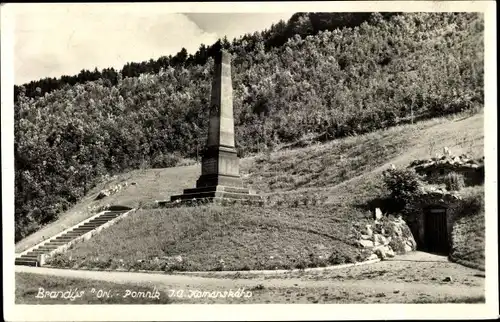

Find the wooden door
[[424, 207, 449, 254]]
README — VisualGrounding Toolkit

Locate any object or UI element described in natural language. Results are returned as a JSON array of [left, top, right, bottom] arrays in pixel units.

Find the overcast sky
[[12, 4, 293, 84]]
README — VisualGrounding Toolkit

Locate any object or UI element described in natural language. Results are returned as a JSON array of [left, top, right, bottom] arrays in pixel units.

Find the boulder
[[384, 236, 392, 246], [393, 225, 403, 237], [374, 245, 394, 260], [404, 244, 412, 253], [406, 237, 417, 250], [365, 224, 373, 237], [358, 240, 374, 248], [373, 234, 387, 246], [95, 190, 110, 200], [160, 255, 184, 266], [374, 247, 387, 260], [367, 253, 379, 261], [375, 208, 383, 220]]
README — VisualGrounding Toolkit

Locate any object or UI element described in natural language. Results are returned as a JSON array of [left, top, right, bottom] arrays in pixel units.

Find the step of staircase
[[98, 214, 122, 218], [34, 247, 60, 252], [71, 228, 98, 233], [26, 251, 47, 256], [15, 258, 38, 266], [16, 209, 132, 267], [74, 225, 100, 229], [87, 220, 111, 224], [57, 233, 85, 238], [19, 254, 41, 259], [78, 224, 103, 228], [55, 236, 85, 241], [37, 242, 65, 248]]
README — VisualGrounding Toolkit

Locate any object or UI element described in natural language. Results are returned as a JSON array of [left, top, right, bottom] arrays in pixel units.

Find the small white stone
[[365, 224, 373, 237], [359, 240, 374, 248]]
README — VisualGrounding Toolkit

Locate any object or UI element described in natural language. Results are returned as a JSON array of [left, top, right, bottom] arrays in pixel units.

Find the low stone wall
[[409, 154, 484, 186]]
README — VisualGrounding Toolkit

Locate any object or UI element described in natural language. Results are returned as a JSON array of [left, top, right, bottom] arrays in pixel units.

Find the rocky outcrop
[[95, 182, 129, 200], [408, 153, 484, 186], [409, 154, 484, 170], [419, 186, 462, 201], [357, 211, 417, 260]]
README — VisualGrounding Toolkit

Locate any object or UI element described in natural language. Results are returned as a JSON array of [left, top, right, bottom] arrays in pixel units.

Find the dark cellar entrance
[[424, 206, 449, 254]]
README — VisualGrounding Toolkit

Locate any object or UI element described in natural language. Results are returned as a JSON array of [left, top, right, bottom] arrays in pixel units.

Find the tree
[[172, 47, 188, 65]]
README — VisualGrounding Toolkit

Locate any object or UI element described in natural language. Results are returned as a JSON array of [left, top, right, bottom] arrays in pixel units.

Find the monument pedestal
[[169, 146, 262, 204], [163, 49, 262, 207], [170, 185, 263, 204]]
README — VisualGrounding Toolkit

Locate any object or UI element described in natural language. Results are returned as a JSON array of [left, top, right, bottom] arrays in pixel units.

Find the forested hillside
[[14, 13, 387, 99], [14, 12, 483, 241]]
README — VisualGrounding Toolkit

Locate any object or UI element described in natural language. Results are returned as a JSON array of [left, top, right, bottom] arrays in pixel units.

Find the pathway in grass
[[16, 252, 484, 304]]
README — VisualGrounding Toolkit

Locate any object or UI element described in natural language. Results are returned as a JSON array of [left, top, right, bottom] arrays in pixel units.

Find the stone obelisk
[[169, 50, 262, 204]]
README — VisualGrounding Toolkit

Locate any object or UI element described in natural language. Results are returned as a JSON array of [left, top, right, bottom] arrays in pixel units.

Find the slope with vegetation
[[15, 12, 483, 245], [33, 111, 483, 271]]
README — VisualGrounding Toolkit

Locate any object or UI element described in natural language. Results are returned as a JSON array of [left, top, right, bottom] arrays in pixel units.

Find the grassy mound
[[17, 111, 485, 271], [450, 185, 485, 270], [16, 111, 484, 254], [48, 204, 373, 271]]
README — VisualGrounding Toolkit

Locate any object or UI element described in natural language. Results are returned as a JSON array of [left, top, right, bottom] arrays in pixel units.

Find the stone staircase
[[15, 209, 131, 267]]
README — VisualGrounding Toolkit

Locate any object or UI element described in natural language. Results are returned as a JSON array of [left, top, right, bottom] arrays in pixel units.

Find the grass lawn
[[47, 204, 373, 271], [15, 272, 173, 304], [450, 185, 485, 270]]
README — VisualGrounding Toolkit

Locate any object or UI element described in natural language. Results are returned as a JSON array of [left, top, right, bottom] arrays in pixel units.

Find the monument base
[[196, 173, 244, 188], [161, 185, 263, 207]]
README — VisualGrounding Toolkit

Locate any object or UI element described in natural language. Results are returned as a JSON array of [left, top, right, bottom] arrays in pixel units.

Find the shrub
[[150, 153, 183, 169], [444, 172, 466, 191], [373, 217, 396, 237], [356, 248, 373, 262], [46, 253, 73, 268], [455, 188, 484, 220], [382, 168, 423, 211], [328, 248, 358, 265], [295, 260, 307, 270], [307, 253, 329, 268], [389, 236, 407, 254]]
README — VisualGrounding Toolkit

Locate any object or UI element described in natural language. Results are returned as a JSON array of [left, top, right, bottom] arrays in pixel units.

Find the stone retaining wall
[[409, 154, 484, 186]]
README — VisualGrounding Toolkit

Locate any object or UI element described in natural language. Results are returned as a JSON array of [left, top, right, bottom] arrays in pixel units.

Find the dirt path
[[15, 252, 485, 303]]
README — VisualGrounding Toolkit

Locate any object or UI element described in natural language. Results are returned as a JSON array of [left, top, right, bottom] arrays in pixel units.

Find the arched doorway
[[423, 206, 449, 254]]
